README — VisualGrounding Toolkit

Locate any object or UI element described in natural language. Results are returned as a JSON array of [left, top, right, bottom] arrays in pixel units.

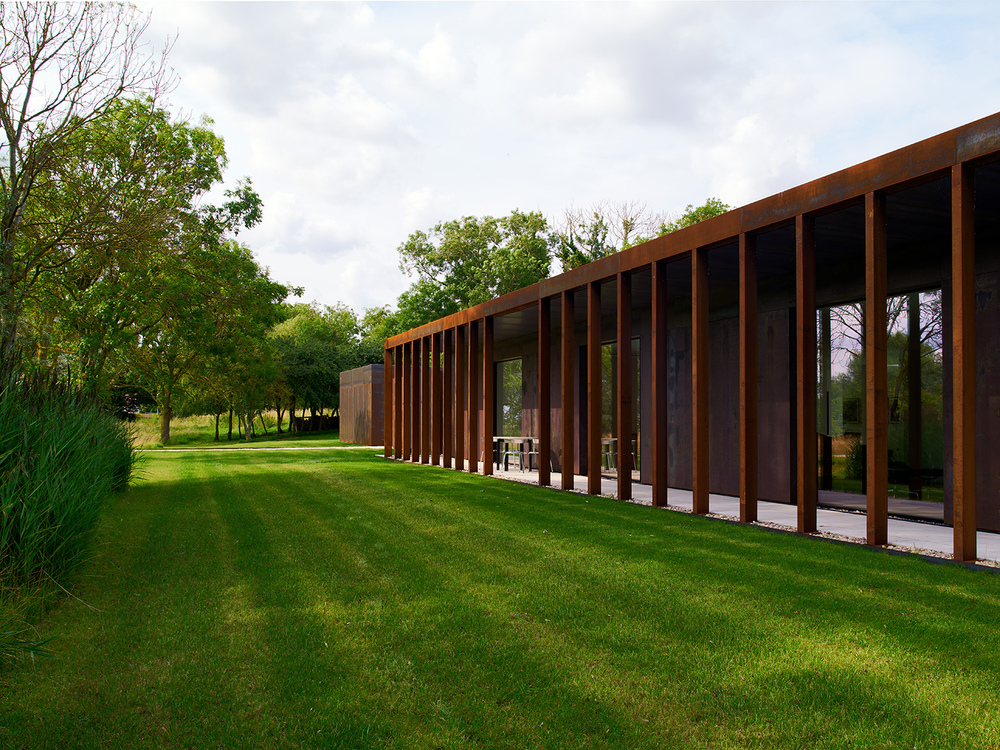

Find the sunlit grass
[[1, 449, 997, 748], [132, 412, 343, 449]]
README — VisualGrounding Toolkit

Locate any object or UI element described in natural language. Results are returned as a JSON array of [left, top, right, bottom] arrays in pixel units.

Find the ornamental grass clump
[[0, 368, 137, 589]]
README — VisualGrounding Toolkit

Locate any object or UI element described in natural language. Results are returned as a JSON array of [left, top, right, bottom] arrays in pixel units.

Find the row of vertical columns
[[739, 234, 758, 523]]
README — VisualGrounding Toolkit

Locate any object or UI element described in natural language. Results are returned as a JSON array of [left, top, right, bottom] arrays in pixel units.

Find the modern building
[[382, 113, 1000, 562]]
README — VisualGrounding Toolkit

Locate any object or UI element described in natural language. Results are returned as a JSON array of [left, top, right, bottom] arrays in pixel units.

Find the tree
[[397, 210, 554, 318], [269, 303, 365, 428], [22, 97, 236, 393], [0, 3, 172, 355], [126, 240, 289, 444], [657, 197, 731, 234], [555, 199, 729, 272]]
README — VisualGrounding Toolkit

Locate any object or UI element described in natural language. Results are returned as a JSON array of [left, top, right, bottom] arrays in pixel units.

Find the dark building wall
[[340, 364, 384, 446]]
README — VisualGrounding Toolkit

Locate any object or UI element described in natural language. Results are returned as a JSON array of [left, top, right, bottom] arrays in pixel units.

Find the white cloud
[[141, 0, 1000, 314]]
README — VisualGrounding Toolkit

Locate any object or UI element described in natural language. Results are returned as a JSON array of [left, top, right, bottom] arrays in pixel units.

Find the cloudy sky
[[141, 1, 1000, 315]]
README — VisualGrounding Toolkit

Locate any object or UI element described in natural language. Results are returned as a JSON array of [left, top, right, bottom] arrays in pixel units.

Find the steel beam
[[651, 260, 668, 507], [587, 281, 602, 495], [483, 317, 494, 476], [865, 191, 888, 546], [538, 298, 551, 487], [617, 271, 633, 503], [561, 290, 575, 491], [692, 248, 710, 515], [952, 162, 977, 562], [455, 325, 467, 471], [468, 320, 479, 474], [739, 233, 758, 523], [796, 215, 818, 533]]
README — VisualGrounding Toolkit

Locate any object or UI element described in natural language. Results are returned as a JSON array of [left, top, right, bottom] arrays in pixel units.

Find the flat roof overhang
[[386, 111, 1000, 348]]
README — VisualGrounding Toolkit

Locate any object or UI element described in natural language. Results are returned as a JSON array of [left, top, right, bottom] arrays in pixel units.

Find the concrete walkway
[[486, 463, 1000, 566]]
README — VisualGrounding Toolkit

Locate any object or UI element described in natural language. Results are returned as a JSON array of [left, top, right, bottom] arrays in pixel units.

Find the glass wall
[[819, 290, 943, 501]]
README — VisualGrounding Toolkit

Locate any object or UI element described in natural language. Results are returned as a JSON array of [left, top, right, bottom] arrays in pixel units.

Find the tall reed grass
[[1, 365, 137, 666]]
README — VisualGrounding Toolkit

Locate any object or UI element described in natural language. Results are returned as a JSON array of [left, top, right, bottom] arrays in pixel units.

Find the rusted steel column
[[796, 215, 818, 533], [431, 332, 443, 466], [414, 338, 423, 461], [587, 281, 602, 495], [617, 271, 633, 503], [421, 335, 431, 464], [538, 298, 552, 487], [561, 290, 575, 491], [402, 341, 412, 461], [483, 317, 495, 476], [651, 260, 668, 507], [383, 348, 393, 459], [907, 294, 922, 498], [468, 320, 479, 474], [865, 191, 888, 546], [443, 329, 453, 469], [455, 325, 467, 471], [692, 248, 710, 515], [739, 233, 758, 523], [952, 162, 977, 562], [394, 345, 403, 460]]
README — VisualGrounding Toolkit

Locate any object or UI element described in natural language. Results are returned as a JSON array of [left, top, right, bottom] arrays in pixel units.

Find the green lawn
[[132, 413, 346, 449], [2, 449, 998, 749]]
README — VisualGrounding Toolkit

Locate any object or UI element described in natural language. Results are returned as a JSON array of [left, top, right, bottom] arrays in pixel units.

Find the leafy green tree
[[270, 303, 364, 427], [398, 210, 554, 317], [0, 3, 171, 356], [126, 240, 289, 444], [658, 197, 731, 234], [22, 98, 244, 393]]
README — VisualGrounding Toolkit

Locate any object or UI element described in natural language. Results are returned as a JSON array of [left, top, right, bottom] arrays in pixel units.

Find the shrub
[[0, 370, 137, 588]]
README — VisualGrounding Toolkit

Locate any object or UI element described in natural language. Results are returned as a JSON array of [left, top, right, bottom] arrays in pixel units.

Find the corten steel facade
[[339, 364, 384, 446], [382, 113, 1000, 562]]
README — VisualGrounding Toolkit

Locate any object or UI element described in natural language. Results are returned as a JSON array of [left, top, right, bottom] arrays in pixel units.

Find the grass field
[[2, 448, 999, 748], [132, 413, 345, 449]]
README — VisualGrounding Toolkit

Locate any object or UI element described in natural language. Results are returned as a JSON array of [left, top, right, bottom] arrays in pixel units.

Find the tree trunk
[[258, 412, 269, 435], [159, 382, 173, 445], [276, 405, 284, 434], [228, 408, 233, 441], [214, 412, 220, 442]]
